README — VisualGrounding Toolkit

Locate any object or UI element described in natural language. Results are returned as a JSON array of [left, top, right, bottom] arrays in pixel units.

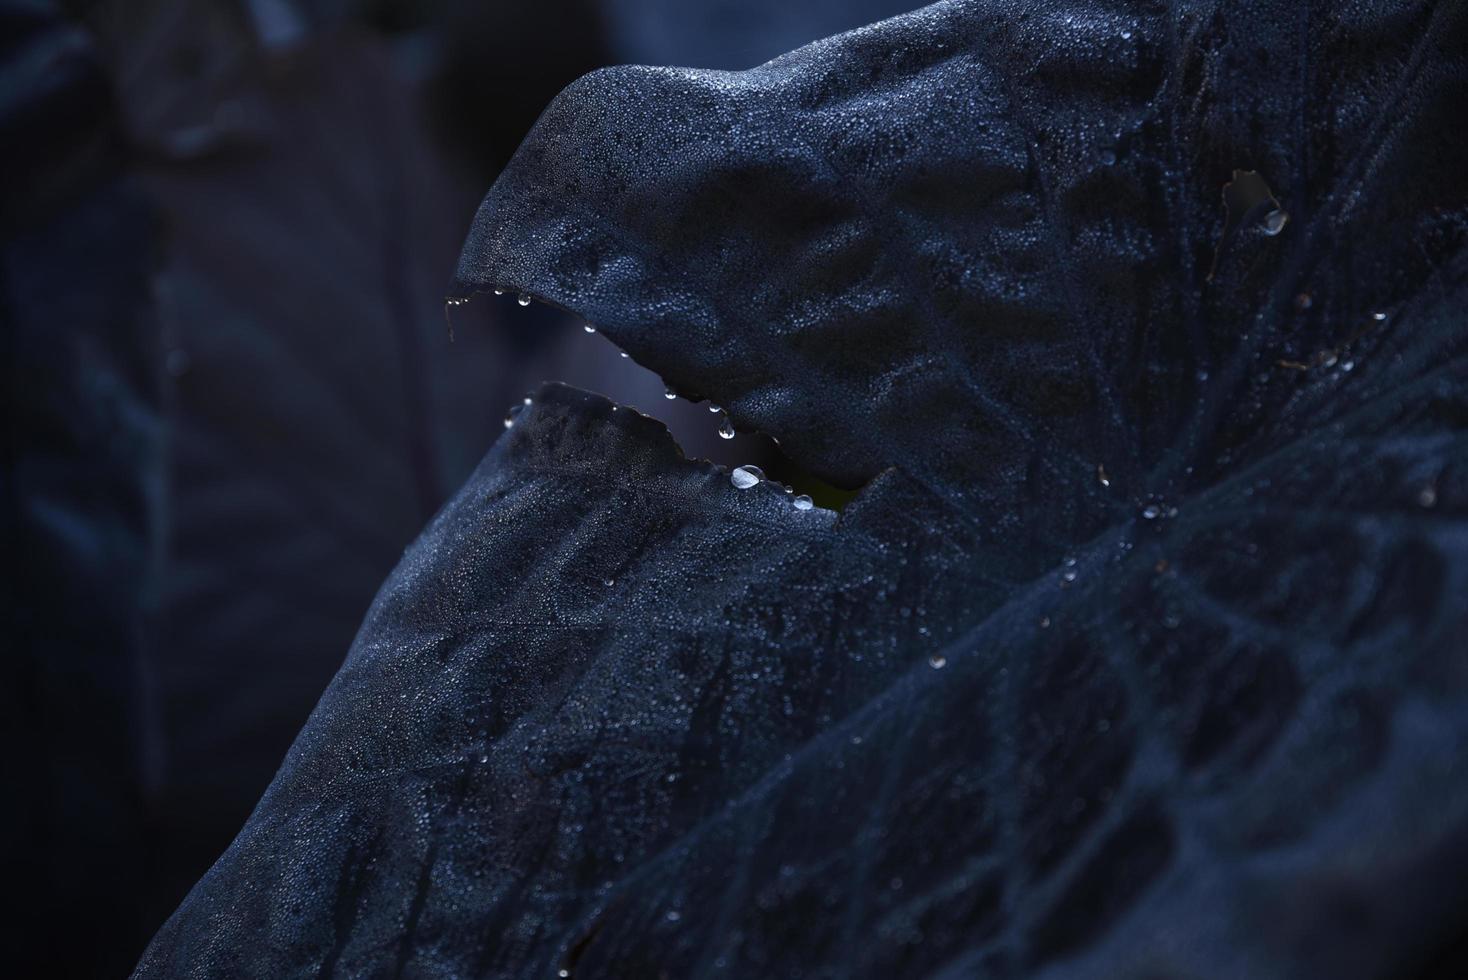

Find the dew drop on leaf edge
[[730, 466, 762, 489]]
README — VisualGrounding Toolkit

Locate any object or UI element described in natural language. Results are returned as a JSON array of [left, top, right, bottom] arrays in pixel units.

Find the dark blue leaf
[[138, 1, 1468, 976], [3, 3, 164, 976]]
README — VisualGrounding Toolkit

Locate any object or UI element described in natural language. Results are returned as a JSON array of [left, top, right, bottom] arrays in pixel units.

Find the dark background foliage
[[6, 0, 1467, 977], [2, 1, 914, 975]]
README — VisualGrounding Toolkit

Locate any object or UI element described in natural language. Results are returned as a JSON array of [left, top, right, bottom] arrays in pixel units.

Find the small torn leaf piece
[[1209, 168, 1288, 281]]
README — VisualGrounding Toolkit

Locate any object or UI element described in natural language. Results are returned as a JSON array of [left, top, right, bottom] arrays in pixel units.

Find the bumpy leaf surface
[[139, 0, 1468, 976]]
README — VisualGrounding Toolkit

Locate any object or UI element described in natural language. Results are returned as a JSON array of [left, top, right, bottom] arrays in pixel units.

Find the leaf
[[78, 1, 545, 938], [2, 3, 164, 976], [126, 17, 519, 903], [138, 1, 1468, 977]]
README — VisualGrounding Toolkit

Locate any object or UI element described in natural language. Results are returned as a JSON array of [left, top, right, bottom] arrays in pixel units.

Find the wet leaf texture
[[141, 1, 1468, 977]]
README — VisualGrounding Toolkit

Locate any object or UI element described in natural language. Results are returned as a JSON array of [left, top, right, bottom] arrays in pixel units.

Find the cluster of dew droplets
[[1140, 500, 1178, 521], [729, 464, 815, 511], [704, 404, 737, 440], [503, 394, 533, 429]]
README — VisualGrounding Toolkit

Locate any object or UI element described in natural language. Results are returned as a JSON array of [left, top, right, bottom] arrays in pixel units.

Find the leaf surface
[[140, 1, 1468, 976]]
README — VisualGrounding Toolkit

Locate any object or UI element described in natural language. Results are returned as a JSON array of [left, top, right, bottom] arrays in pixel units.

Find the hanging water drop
[[1372, 311, 1388, 321], [517, 293, 531, 307], [619, 351, 629, 358], [718, 417, 735, 440], [1261, 209, 1288, 235], [708, 404, 722, 413], [503, 415, 515, 429], [583, 323, 596, 333], [663, 388, 677, 400], [928, 655, 947, 670], [730, 466, 762, 489], [1141, 503, 1161, 520], [793, 494, 814, 511], [493, 287, 504, 296]]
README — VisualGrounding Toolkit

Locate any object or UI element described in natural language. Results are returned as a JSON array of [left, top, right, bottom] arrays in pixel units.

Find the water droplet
[[558, 971, 570, 979], [665, 910, 682, 923], [1341, 359, 1355, 372], [603, 578, 615, 587], [1141, 503, 1161, 520], [1097, 463, 1110, 487], [718, 417, 735, 440], [1418, 485, 1438, 508], [1120, 28, 1132, 39], [1039, 616, 1051, 629], [1061, 569, 1077, 583], [1294, 292, 1313, 310], [583, 323, 596, 333], [928, 655, 947, 670], [664, 388, 677, 400], [708, 404, 722, 413], [503, 415, 515, 429], [1099, 148, 1117, 166], [492, 287, 504, 296], [619, 351, 629, 358], [1261, 209, 1288, 236], [1372, 311, 1388, 321], [517, 293, 531, 306], [730, 465, 762, 489], [793, 494, 814, 510]]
